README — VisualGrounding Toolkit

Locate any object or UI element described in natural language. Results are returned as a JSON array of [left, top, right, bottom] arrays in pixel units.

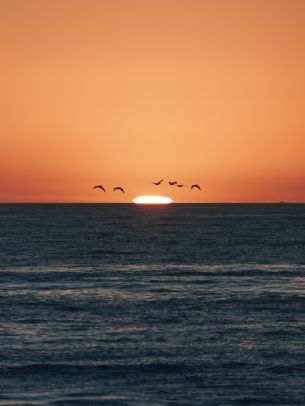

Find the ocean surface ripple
[[0, 203, 305, 405]]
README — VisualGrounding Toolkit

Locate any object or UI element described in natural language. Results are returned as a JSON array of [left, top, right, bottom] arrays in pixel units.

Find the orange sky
[[1, 0, 304, 202]]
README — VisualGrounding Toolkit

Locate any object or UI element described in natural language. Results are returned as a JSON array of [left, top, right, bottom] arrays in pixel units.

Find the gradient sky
[[1, 0, 304, 202]]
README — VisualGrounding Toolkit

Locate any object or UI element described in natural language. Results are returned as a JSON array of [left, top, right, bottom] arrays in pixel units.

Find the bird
[[113, 187, 125, 193], [191, 184, 201, 190], [169, 181, 177, 185], [93, 185, 106, 191], [176, 184, 187, 188], [153, 179, 163, 185]]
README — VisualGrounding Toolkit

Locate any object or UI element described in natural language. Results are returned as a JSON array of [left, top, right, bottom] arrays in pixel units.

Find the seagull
[[191, 184, 201, 190], [113, 187, 125, 193], [93, 185, 106, 191], [169, 181, 177, 185], [153, 179, 164, 185], [176, 184, 187, 188]]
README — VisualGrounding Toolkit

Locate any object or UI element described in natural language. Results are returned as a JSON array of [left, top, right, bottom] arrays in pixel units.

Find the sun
[[133, 195, 173, 204]]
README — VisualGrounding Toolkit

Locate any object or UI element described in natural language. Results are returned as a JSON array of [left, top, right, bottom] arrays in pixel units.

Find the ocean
[[0, 203, 305, 405]]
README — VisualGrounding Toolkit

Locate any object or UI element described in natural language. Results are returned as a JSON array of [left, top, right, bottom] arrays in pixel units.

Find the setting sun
[[133, 196, 173, 204]]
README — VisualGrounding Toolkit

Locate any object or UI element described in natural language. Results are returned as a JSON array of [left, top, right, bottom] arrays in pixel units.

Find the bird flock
[[93, 179, 201, 194], [94, 185, 125, 193]]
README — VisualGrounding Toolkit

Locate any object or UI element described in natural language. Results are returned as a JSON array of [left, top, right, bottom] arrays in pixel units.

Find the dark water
[[0, 203, 305, 405]]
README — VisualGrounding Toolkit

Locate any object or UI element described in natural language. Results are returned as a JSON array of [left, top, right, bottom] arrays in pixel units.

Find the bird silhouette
[[153, 179, 163, 185], [176, 184, 187, 188], [93, 185, 106, 192], [113, 187, 125, 193], [191, 184, 201, 190], [169, 181, 177, 185]]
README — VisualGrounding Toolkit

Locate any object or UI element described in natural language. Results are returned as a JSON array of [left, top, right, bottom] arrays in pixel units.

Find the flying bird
[[93, 185, 106, 191], [191, 184, 201, 190], [113, 187, 125, 193], [169, 181, 177, 185], [176, 184, 187, 188], [153, 179, 164, 185]]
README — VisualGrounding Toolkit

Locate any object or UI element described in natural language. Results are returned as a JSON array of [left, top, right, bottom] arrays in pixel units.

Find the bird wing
[[114, 187, 124, 193]]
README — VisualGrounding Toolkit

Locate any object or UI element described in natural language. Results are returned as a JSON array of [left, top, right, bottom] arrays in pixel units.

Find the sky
[[0, 0, 304, 203]]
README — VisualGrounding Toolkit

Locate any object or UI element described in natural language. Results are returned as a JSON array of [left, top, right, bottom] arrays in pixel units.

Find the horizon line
[[0, 202, 304, 205]]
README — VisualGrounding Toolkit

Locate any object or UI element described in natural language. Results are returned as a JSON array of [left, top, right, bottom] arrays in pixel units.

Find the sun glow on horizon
[[133, 195, 173, 204]]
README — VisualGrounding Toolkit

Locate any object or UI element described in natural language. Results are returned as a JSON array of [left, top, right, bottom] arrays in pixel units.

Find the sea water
[[0, 203, 305, 405]]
